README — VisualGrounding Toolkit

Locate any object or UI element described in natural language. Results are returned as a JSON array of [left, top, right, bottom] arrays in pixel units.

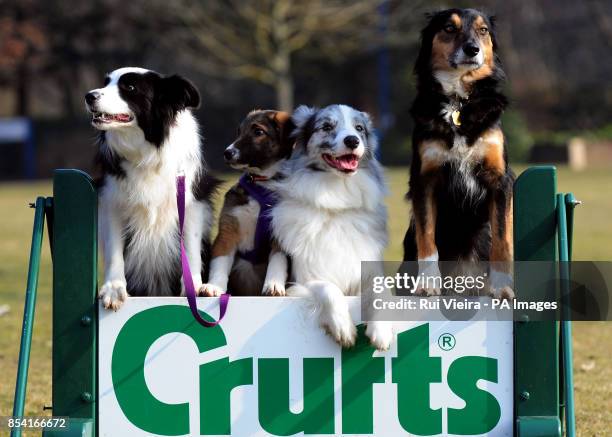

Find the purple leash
[[177, 175, 229, 327]]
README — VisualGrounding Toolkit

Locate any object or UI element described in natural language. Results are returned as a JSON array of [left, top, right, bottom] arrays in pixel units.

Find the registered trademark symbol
[[438, 333, 456, 351]]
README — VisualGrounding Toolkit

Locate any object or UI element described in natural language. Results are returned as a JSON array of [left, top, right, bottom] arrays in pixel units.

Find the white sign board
[[99, 297, 513, 436]]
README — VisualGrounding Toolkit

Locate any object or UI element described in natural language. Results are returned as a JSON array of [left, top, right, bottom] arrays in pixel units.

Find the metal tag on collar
[[452, 110, 462, 126]]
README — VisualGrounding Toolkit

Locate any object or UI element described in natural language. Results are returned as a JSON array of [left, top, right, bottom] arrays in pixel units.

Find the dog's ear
[[487, 14, 500, 52], [272, 111, 296, 150], [291, 105, 316, 151], [159, 75, 201, 110], [292, 105, 316, 131]]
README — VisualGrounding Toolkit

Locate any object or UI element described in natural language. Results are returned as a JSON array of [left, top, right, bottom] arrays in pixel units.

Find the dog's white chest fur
[[119, 168, 177, 231], [272, 168, 387, 294], [101, 171, 182, 294], [276, 203, 383, 294], [231, 198, 260, 253], [435, 71, 469, 99]]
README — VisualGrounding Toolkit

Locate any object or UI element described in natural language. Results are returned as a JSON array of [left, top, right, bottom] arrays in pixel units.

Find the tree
[[162, 0, 402, 110], [0, 0, 47, 116]]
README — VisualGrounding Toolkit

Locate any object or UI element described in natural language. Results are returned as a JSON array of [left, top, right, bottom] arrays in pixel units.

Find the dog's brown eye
[[322, 123, 333, 132], [478, 27, 489, 36], [127, 85, 136, 92], [444, 24, 456, 33], [253, 128, 264, 136], [355, 125, 364, 132]]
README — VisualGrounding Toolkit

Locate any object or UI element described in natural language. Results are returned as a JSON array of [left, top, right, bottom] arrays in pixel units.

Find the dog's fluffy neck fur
[[245, 159, 285, 181], [272, 157, 388, 295], [411, 67, 508, 146], [418, 65, 505, 101], [276, 158, 386, 212], [434, 70, 472, 99], [100, 110, 202, 177]]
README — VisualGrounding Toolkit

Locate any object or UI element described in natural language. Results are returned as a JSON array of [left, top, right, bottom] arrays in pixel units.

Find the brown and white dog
[[403, 9, 515, 298], [199, 110, 295, 296]]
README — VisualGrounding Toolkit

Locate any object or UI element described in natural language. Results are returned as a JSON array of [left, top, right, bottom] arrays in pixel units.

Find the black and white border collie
[[85, 67, 217, 310], [272, 104, 393, 350], [403, 9, 515, 298], [200, 110, 294, 297]]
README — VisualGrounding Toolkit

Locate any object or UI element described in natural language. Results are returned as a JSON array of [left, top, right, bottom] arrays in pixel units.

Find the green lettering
[[393, 323, 442, 436], [199, 357, 253, 435], [447, 356, 501, 434], [258, 358, 334, 435], [111, 305, 226, 435], [341, 325, 385, 433]]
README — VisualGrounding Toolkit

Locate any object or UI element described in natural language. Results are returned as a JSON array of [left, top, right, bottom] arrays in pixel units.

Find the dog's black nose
[[463, 43, 480, 58], [85, 91, 100, 105], [224, 147, 238, 161], [344, 135, 360, 149]]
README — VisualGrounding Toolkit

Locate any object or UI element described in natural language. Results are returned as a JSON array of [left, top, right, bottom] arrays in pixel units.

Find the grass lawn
[[0, 166, 611, 434]]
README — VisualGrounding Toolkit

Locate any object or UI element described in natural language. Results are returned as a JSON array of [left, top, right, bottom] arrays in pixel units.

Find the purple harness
[[236, 174, 277, 265]]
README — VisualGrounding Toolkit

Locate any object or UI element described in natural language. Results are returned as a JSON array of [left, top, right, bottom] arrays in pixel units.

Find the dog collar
[[247, 173, 270, 182]]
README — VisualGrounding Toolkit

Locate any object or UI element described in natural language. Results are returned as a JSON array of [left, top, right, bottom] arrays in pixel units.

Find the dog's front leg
[[99, 194, 128, 310], [366, 321, 394, 351], [199, 214, 239, 297], [182, 201, 208, 294], [489, 177, 514, 299], [262, 241, 288, 296], [306, 281, 357, 348], [361, 262, 395, 350], [413, 189, 441, 295], [480, 132, 515, 299], [412, 140, 443, 295]]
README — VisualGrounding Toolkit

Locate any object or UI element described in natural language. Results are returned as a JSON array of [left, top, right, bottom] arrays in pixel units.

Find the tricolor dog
[[403, 9, 515, 298], [86, 67, 217, 310], [200, 110, 294, 296], [272, 104, 393, 350]]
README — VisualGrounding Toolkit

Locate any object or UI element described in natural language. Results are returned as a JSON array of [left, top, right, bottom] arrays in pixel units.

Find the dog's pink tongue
[[115, 114, 131, 122], [337, 155, 359, 170]]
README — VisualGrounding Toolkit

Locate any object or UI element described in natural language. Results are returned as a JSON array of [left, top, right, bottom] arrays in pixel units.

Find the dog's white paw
[[366, 321, 394, 351], [262, 280, 286, 296], [320, 307, 357, 348], [99, 280, 128, 311], [192, 276, 204, 293], [180, 276, 204, 296], [417, 257, 442, 296], [198, 283, 224, 297], [489, 270, 515, 300]]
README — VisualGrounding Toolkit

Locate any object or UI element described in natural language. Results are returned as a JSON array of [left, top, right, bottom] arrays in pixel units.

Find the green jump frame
[[11, 166, 576, 437]]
